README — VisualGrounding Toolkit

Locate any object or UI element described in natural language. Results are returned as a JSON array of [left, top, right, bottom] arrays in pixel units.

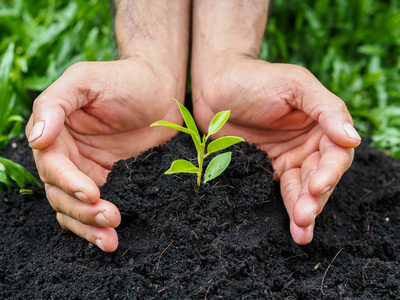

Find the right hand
[[191, 57, 360, 245], [26, 59, 184, 252]]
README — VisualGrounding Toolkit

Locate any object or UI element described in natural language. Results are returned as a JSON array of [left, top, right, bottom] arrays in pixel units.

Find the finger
[[27, 62, 97, 149], [57, 213, 119, 252], [46, 184, 121, 228], [291, 152, 321, 228], [293, 190, 332, 229], [290, 220, 315, 245], [308, 135, 354, 196], [281, 152, 330, 244], [290, 150, 335, 230], [34, 136, 100, 203], [280, 168, 301, 220], [270, 126, 322, 178], [280, 168, 314, 244], [285, 64, 362, 148]]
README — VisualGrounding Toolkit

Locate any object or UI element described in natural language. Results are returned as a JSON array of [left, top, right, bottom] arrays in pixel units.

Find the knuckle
[[65, 61, 89, 75], [281, 168, 301, 194], [56, 213, 92, 242], [74, 211, 87, 225], [76, 225, 91, 241]]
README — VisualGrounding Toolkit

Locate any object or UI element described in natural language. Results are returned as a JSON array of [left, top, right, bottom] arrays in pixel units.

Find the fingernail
[[343, 124, 361, 141], [96, 239, 105, 251], [74, 192, 90, 203], [28, 120, 45, 143], [320, 185, 331, 195], [313, 212, 317, 221], [95, 212, 111, 227]]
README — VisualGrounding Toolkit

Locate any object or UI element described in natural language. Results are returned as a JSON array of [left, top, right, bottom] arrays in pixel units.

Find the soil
[[0, 132, 399, 299]]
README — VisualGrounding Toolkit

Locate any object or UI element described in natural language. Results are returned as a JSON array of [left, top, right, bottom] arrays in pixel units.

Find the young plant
[[151, 99, 244, 186]]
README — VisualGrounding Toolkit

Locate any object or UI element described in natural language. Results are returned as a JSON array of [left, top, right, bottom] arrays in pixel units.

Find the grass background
[[0, 0, 399, 161]]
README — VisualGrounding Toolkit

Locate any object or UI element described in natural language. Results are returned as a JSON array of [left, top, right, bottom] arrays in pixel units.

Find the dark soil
[[0, 133, 399, 299]]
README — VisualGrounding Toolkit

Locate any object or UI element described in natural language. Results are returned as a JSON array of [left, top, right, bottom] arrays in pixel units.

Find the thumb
[[310, 91, 362, 148], [26, 95, 67, 149], [287, 65, 362, 148], [26, 62, 94, 149]]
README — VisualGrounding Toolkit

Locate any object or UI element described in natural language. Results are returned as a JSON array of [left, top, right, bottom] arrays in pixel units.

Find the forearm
[[192, 0, 270, 68], [115, 0, 190, 81]]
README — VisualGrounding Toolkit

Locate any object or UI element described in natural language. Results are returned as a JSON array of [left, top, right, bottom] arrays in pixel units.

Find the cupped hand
[[192, 56, 361, 244], [26, 59, 184, 252]]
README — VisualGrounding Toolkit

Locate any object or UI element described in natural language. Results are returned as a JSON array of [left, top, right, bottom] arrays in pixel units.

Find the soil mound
[[0, 134, 399, 299]]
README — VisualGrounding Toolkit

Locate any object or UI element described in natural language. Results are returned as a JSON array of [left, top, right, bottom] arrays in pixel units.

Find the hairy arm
[[115, 0, 190, 86]]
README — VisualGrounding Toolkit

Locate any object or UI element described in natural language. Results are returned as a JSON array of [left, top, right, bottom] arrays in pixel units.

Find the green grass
[[0, 0, 116, 113], [262, 0, 400, 158]]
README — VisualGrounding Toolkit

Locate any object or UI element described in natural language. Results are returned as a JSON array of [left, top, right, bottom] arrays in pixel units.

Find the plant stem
[[196, 135, 209, 187], [197, 152, 203, 187]]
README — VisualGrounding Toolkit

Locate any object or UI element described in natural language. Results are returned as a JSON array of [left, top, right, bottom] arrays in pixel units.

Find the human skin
[[25, 0, 190, 252], [191, 0, 361, 244]]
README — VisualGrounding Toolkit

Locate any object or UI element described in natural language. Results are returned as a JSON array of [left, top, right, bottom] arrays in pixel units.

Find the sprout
[[151, 98, 244, 186]]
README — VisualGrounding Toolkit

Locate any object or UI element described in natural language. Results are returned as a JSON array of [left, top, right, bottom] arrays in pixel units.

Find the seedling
[[151, 99, 244, 187]]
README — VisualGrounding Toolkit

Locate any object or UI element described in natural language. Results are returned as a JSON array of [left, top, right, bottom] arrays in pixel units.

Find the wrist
[[115, 0, 190, 91], [191, 0, 270, 86], [120, 53, 187, 85]]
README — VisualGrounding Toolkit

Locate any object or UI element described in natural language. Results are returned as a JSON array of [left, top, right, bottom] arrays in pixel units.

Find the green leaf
[[165, 159, 199, 175], [204, 152, 232, 184], [151, 100, 202, 153], [151, 120, 202, 153], [171, 98, 202, 153], [0, 157, 41, 189], [207, 136, 245, 154], [208, 110, 230, 136], [172, 98, 200, 140], [0, 168, 13, 188], [151, 121, 195, 136], [358, 44, 385, 57], [6, 114, 24, 124]]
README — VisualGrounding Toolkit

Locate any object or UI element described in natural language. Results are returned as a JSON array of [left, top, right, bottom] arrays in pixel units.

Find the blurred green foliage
[[0, 0, 116, 191], [0, 0, 116, 118], [262, 0, 400, 158], [0, 43, 24, 149]]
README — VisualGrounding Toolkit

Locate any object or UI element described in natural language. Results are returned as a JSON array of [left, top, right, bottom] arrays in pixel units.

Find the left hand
[[192, 56, 361, 244]]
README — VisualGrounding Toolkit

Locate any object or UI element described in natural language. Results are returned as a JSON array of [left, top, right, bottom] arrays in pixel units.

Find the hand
[[26, 59, 184, 252], [192, 56, 361, 244]]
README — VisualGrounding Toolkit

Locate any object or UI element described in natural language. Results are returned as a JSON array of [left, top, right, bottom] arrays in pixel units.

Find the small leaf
[[208, 110, 230, 136], [204, 152, 232, 184], [165, 159, 199, 175], [172, 98, 200, 140], [151, 121, 194, 136], [20, 189, 34, 195], [0, 157, 40, 188], [0, 170, 13, 189], [151, 120, 202, 153], [207, 136, 245, 154]]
